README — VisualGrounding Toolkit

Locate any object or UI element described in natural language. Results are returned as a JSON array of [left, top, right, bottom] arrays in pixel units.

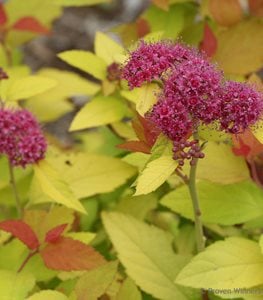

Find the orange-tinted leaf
[[199, 23, 217, 57], [136, 18, 151, 38], [40, 237, 106, 271], [117, 141, 151, 154], [151, 0, 169, 11], [209, 0, 243, 26], [12, 17, 50, 34], [0, 220, 39, 250], [0, 4, 7, 26], [249, 0, 263, 17], [232, 130, 263, 161], [45, 224, 67, 243]]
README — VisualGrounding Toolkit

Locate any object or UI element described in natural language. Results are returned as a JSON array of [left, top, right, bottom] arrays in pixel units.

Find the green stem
[[8, 160, 23, 218], [188, 134, 205, 253]]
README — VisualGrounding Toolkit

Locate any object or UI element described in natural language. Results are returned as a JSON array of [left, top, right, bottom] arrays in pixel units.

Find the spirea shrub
[[122, 40, 263, 166]]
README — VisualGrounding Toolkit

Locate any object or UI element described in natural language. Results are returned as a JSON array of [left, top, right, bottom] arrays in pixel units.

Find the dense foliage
[[0, 0, 263, 300]]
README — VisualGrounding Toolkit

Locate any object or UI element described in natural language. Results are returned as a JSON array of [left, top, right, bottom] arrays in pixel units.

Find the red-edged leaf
[[117, 141, 151, 154], [12, 17, 50, 34], [0, 220, 39, 250], [248, 0, 263, 17], [136, 18, 150, 38], [232, 130, 263, 161], [117, 114, 160, 154], [40, 237, 106, 271], [199, 23, 217, 57], [45, 224, 67, 243], [0, 4, 7, 26]]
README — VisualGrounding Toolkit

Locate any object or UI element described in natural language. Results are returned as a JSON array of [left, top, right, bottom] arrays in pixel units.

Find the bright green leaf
[[65, 232, 96, 244], [161, 180, 263, 225], [58, 50, 107, 80], [69, 95, 128, 131], [0, 269, 35, 300], [135, 156, 177, 195], [95, 32, 124, 64], [102, 212, 200, 300], [30, 160, 86, 214], [26, 290, 68, 300], [176, 237, 263, 289]]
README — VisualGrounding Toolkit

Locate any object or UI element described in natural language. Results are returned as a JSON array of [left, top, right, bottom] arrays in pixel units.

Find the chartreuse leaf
[[143, 4, 185, 38], [116, 278, 142, 300], [0, 269, 35, 300], [121, 83, 160, 116], [30, 160, 86, 214], [95, 32, 124, 65], [0, 239, 57, 282], [25, 68, 100, 122], [5, 0, 61, 26], [70, 95, 128, 131], [184, 142, 250, 184], [176, 237, 263, 289], [46, 151, 136, 199], [26, 290, 68, 300], [58, 50, 107, 80], [117, 194, 158, 220], [54, 0, 111, 6], [161, 180, 263, 225], [65, 232, 96, 244], [252, 121, 263, 144], [135, 156, 177, 195], [102, 212, 200, 300], [214, 19, 263, 75], [75, 261, 118, 300], [259, 236, 263, 255], [5, 76, 57, 101]]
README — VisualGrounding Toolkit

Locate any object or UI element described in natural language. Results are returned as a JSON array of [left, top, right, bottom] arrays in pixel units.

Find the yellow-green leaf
[[116, 278, 142, 300], [6, 76, 57, 102], [135, 156, 177, 195], [183, 142, 250, 184], [31, 160, 86, 214], [102, 212, 199, 300], [161, 180, 263, 225], [65, 232, 96, 244], [0, 270, 35, 300], [75, 261, 118, 300], [46, 152, 136, 199], [95, 32, 124, 64], [58, 50, 107, 80], [176, 237, 263, 289], [54, 0, 111, 6], [69, 96, 128, 131], [214, 19, 263, 75], [25, 68, 100, 122], [121, 83, 160, 116], [26, 290, 68, 300]]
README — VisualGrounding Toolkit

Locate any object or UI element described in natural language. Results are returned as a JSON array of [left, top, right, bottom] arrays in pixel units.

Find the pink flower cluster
[[122, 41, 263, 165], [0, 107, 47, 167]]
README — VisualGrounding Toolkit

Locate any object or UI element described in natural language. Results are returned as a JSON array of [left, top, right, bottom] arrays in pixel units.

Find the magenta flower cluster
[[122, 41, 263, 165], [0, 107, 47, 167]]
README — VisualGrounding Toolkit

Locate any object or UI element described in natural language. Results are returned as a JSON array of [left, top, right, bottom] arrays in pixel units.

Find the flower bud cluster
[[0, 107, 47, 167], [122, 41, 263, 166]]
